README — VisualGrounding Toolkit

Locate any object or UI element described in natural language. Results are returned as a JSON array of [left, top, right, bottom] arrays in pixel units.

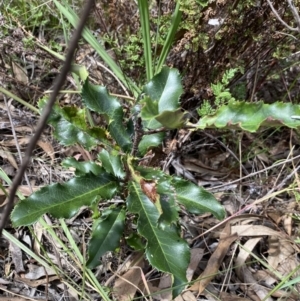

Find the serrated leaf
[[11, 173, 118, 226], [140, 179, 162, 215], [127, 181, 189, 297], [158, 193, 179, 227], [108, 106, 132, 152], [81, 80, 132, 151], [136, 166, 171, 181], [197, 101, 300, 132], [157, 181, 179, 225], [98, 149, 125, 179], [138, 67, 183, 154], [62, 158, 103, 176], [155, 109, 186, 129], [87, 208, 125, 269], [81, 80, 121, 116], [144, 67, 183, 113], [140, 96, 159, 120], [136, 167, 179, 224], [138, 132, 165, 155], [146, 117, 163, 130], [173, 179, 226, 220], [38, 100, 108, 150]]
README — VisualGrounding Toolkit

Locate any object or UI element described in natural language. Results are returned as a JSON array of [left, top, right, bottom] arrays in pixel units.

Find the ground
[[1, 1, 300, 300]]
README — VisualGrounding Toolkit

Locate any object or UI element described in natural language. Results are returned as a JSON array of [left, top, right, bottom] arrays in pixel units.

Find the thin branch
[[266, 0, 299, 32], [4, 96, 32, 193], [287, 0, 300, 32], [0, 0, 95, 235]]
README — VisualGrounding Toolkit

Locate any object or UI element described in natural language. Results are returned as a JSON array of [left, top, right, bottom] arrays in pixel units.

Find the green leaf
[[173, 179, 226, 220], [195, 0, 209, 7], [197, 101, 300, 132], [11, 173, 118, 226], [126, 233, 145, 251], [146, 117, 163, 130], [39, 99, 108, 150], [140, 96, 159, 120], [71, 64, 89, 82], [108, 107, 132, 152], [136, 166, 179, 225], [138, 68, 184, 153], [62, 158, 104, 176], [98, 149, 126, 179], [138, 132, 165, 155], [81, 80, 132, 151], [127, 181, 189, 297], [81, 80, 121, 117], [144, 67, 183, 113], [157, 181, 179, 225], [87, 208, 125, 269], [136, 166, 170, 180], [155, 109, 186, 129]]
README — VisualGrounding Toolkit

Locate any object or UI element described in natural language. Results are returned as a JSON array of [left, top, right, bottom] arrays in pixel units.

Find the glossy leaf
[[62, 158, 104, 176], [197, 101, 300, 132], [173, 179, 226, 220], [136, 167, 179, 225], [158, 193, 179, 226], [108, 106, 132, 152], [11, 173, 118, 226], [144, 67, 183, 113], [138, 67, 184, 153], [39, 99, 107, 150], [138, 132, 165, 155], [155, 109, 186, 129], [127, 181, 189, 297], [82, 80, 120, 116], [136, 166, 171, 181], [81, 80, 132, 151], [157, 181, 179, 225], [146, 117, 163, 130], [136, 167, 180, 225], [140, 97, 159, 120], [98, 149, 125, 179], [87, 208, 125, 269]]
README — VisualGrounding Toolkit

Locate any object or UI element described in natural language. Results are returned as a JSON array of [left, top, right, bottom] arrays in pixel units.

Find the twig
[[0, 0, 95, 236], [4, 97, 32, 193], [287, 0, 300, 32], [266, 0, 299, 32], [206, 153, 300, 191], [203, 132, 249, 175]]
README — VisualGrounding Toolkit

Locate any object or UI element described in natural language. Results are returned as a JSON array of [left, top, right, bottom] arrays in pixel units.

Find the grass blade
[[156, 2, 182, 74], [137, 0, 153, 81]]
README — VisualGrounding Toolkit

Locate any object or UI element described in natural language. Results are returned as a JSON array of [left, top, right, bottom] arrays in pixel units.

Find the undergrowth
[[1, 0, 300, 300]]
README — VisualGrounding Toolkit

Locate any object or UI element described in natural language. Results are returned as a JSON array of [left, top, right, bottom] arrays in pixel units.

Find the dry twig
[[266, 0, 300, 33]]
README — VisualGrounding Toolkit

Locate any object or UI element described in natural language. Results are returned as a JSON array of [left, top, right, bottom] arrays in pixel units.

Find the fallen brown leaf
[[0, 147, 18, 169], [15, 274, 59, 287], [113, 256, 145, 301], [190, 224, 238, 296]]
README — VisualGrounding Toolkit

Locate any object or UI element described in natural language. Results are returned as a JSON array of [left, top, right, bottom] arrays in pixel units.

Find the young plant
[[11, 67, 226, 297]]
